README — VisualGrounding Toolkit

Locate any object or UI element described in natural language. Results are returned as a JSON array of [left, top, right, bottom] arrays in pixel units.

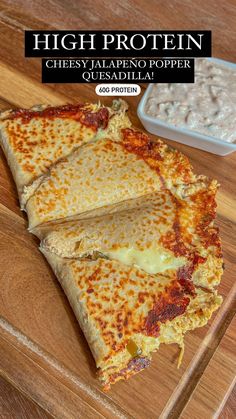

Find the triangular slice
[[0, 100, 130, 207], [26, 129, 209, 229], [33, 186, 223, 290], [41, 250, 222, 390]]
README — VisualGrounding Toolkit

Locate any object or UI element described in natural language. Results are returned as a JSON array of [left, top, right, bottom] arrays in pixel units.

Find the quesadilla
[[0, 97, 223, 390], [33, 186, 223, 290], [41, 249, 222, 390], [25, 128, 209, 229], [0, 100, 131, 207]]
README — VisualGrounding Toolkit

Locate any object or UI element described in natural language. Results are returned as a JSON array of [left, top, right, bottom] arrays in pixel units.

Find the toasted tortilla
[[41, 249, 222, 390], [33, 183, 223, 290], [25, 138, 162, 229], [26, 128, 209, 229], [0, 100, 131, 207]]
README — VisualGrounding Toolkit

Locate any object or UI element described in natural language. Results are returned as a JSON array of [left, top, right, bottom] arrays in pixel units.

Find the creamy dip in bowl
[[138, 58, 236, 155]]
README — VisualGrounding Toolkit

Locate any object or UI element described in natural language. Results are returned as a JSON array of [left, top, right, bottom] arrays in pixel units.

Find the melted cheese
[[104, 246, 185, 274]]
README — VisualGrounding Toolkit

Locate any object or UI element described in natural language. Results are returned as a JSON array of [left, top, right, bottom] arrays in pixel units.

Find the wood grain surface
[[0, 376, 52, 419], [0, 1, 235, 418]]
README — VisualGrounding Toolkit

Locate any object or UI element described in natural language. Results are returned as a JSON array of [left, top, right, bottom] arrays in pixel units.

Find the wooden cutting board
[[0, 3, 236, 417]]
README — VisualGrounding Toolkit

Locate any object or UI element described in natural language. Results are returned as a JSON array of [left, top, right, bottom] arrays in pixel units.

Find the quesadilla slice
[[33, 183, 223, 290], [0, 100, 131, 207], [41, 250, 222, 390], [25, 128, 210, 229]]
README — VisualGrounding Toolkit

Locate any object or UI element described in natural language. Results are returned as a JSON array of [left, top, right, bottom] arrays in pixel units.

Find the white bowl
[[137, 58, 236, 156]]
